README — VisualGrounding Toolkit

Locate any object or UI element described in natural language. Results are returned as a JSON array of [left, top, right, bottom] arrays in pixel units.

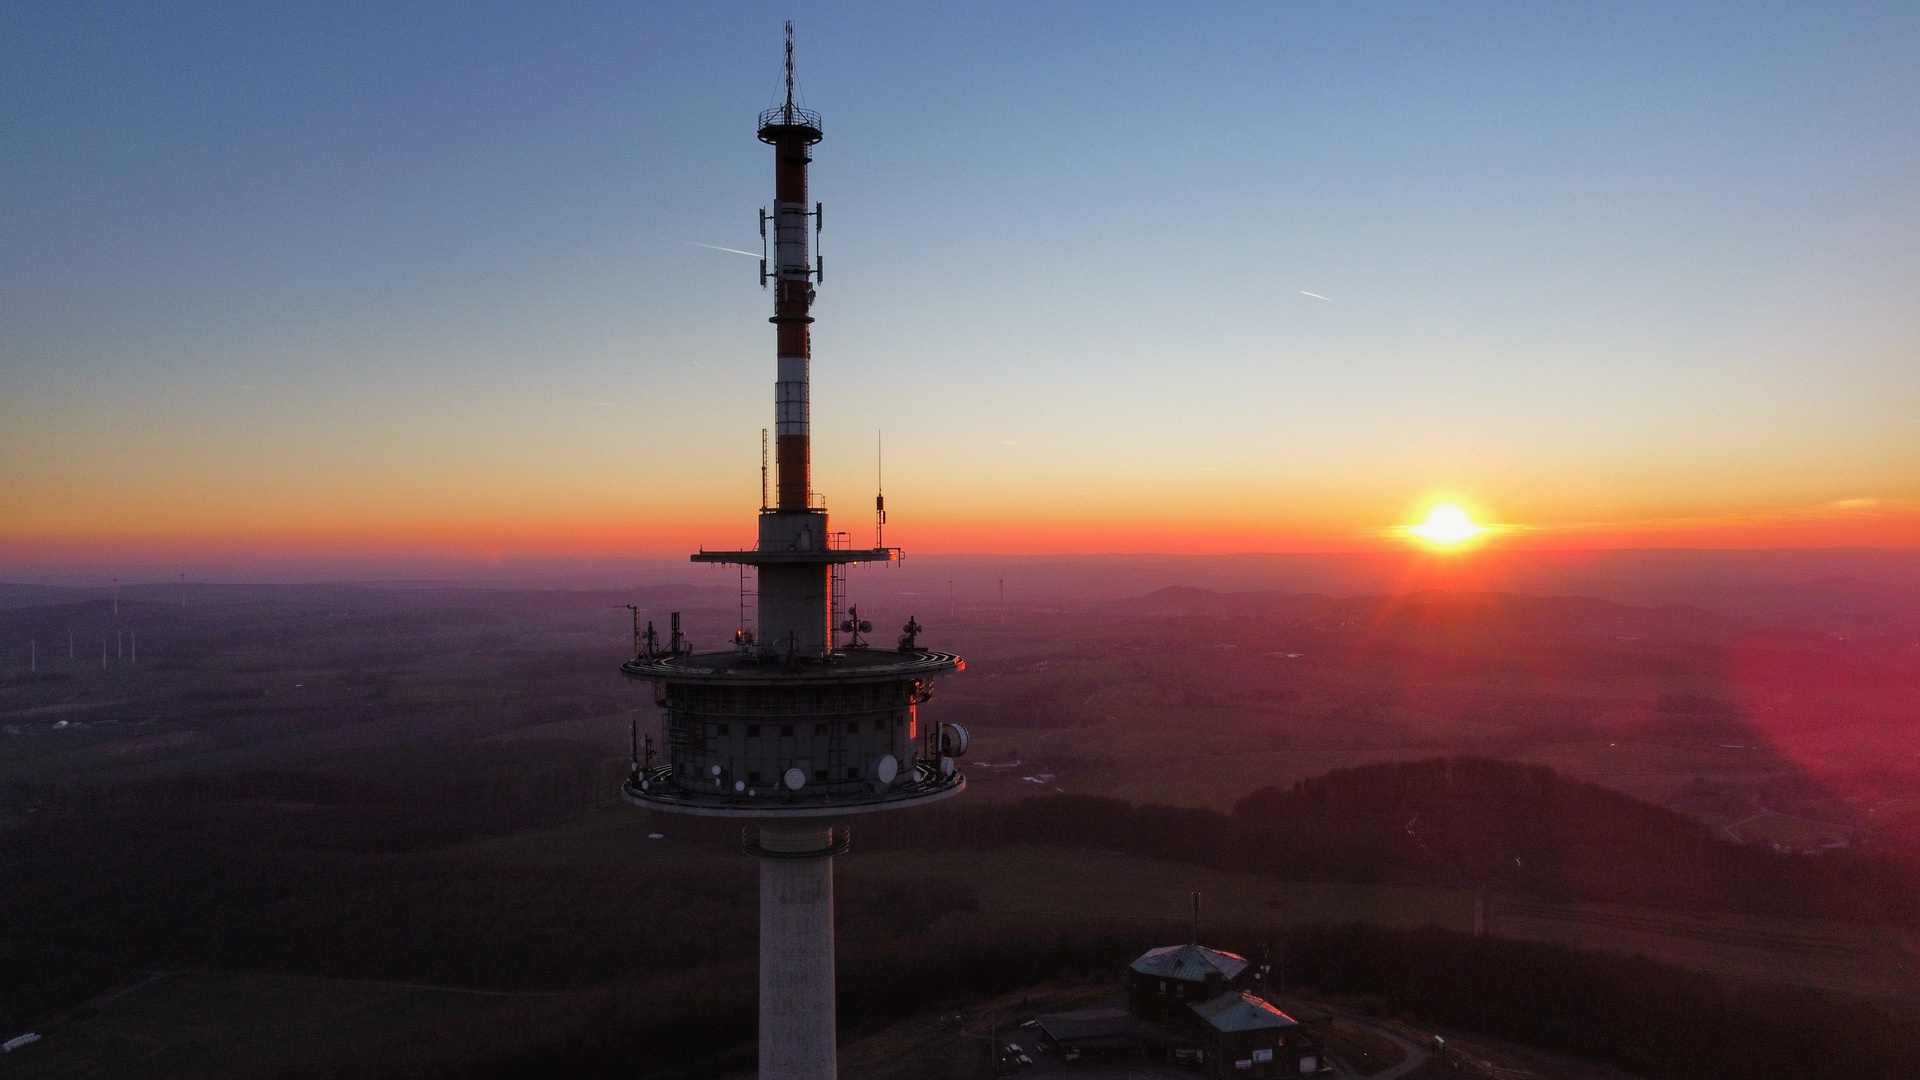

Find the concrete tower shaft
[[756, 823, 839, 1080]]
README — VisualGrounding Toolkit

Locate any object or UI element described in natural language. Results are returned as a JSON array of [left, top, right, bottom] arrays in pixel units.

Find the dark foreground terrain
[[3, 559, 1919, 1077]]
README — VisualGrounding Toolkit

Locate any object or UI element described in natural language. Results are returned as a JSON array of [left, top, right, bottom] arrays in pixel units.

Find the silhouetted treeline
[[4, 741, 626, 849], [860, 757, 1920, 922], [0, 800, 973, 1003], [1270, 924, 1919, 1080], [239, 923, 1920, 1080]]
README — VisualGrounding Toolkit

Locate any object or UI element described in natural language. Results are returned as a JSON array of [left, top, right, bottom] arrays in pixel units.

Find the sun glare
[[1408, 503, 1486, 546]]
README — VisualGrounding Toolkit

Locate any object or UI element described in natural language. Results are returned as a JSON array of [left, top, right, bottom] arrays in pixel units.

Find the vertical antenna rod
[[875, 430, 886, 548]]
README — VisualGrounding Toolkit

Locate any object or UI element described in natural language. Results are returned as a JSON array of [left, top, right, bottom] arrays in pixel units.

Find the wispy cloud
[[683, 242, 761, 259]]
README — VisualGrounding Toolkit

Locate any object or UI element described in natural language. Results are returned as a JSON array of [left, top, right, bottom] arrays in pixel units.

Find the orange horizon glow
[[5, 496, 1919, 568]]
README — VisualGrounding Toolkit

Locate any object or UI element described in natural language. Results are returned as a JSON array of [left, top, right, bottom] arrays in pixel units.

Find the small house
[[1188, 990, 1319, 1077], [1127, 943, 1253, 1022]]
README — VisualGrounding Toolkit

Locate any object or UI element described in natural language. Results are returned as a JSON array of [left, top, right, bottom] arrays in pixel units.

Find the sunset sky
[[3, 2, 1917, 571]]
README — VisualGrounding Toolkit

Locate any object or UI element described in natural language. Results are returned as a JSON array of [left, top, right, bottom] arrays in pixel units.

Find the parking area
[[993, 1023, 1195, 1077]]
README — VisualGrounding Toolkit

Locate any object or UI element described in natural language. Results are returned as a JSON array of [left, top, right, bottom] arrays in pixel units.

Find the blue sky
[[3, 2, 1917, 560]]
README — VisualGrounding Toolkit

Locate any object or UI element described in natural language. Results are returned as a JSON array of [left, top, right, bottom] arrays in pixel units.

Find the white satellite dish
[[940, 756, 955, 776], [876, 754, 899, 784], [711, 764, 723, 776], [784, 767, 807, 790], [939, 723, 970, 758]]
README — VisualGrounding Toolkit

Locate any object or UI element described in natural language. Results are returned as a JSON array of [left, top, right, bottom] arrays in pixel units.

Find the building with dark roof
[[1128, 943, 1254, 1023], [1034, 942, 1324, 1077], [1188, 990, 1319, 1077]]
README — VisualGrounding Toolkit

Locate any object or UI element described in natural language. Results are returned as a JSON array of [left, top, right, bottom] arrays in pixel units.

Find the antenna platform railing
[[757, 104, 823, 133]]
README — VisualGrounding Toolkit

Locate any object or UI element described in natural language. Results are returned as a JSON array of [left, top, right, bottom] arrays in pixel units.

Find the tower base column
[[754, 822, 838, 1080]]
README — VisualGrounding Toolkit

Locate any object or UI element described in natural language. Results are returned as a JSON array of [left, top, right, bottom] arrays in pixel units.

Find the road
[[1335, 1018, 1430, 1080], [981, 1007, 1431, 1080]]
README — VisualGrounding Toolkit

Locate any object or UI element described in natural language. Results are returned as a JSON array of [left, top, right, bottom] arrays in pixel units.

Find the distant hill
[[1128, 585, 1740, 641], [869, 757, 1918, 923], [1233, 758, 1801, 909]]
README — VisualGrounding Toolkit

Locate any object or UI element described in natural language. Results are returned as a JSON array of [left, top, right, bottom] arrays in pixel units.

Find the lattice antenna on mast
[[784, 21, 795, 111]]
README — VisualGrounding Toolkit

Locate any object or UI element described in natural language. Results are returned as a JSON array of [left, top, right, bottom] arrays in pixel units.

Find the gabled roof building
[[1190, 990, 1316, 1076], [1128, 943, 1253, 1023], [1036, 942, 1325, 1078]]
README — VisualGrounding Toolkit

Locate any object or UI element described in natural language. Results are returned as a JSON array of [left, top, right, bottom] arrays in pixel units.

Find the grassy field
[[718, 983, 1122, 1080], [447, 806, 1920, 1001], [721, 981, 1642, 1080], [7, 970, 535, 1080], [1298, 1013, 1406, 1076]]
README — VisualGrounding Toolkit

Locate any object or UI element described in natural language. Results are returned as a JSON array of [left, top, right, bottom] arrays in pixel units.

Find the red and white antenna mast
[[759, 19, 824, 512]]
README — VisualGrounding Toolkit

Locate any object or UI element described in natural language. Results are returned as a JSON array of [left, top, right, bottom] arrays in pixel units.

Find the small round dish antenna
[[938, 723, 970, 758], [784, 767, 807, 791], [876, 754, 899, 784]]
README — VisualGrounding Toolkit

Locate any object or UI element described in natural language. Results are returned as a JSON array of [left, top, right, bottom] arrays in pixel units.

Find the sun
[[1407, 503, 1486, 546]]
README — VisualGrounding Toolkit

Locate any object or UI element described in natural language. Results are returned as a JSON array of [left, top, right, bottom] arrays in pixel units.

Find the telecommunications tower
[[622, 25, 969, 1080]]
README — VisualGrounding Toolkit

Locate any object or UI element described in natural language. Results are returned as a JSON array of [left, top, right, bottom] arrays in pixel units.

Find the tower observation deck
[[620, 24, 967, 1080]]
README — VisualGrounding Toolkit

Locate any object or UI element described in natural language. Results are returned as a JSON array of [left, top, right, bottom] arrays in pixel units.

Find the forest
[[5, 576, 1920, 1076], [855, 757, 1920, 922]]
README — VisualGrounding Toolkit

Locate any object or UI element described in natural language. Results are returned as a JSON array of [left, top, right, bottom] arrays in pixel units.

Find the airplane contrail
[[684, 242, 762, 258], [1301, 291, 1334, 302]]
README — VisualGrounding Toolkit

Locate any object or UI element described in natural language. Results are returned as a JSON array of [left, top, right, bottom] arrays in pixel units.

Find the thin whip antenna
[[783, 21, 796, 116], [874, 430, 886, 549]]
